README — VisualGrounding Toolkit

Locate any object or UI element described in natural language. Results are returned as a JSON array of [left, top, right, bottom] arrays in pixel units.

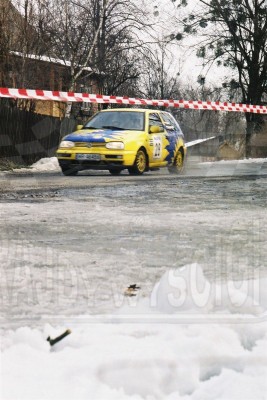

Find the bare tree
[[170, 0, 267, 156], [139, 35, 182, 100], [0, 0, 25, 86], [33, 0, 152, 115], [0, 0, 10, 86], [0, 0, 46, 110], [91, 0, 152, 97], [34, 0, 110, 92]]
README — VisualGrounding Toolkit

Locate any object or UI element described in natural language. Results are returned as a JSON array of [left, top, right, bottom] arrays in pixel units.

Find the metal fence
[[0, 103, 76, 165]]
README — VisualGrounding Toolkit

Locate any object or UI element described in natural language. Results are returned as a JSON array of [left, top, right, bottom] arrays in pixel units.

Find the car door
[[159, 112, 183, 165], [147, 112, 168, 166]]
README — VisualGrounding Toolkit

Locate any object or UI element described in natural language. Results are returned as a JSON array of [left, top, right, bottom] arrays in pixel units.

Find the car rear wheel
[[128, 149, 147, 175], [168, 148, 184, 174], [60, 164, 78, 176]]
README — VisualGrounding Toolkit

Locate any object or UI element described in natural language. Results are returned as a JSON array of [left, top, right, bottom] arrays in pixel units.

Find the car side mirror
[[149, 125, 162, 133], [76, 124, 83, 130]]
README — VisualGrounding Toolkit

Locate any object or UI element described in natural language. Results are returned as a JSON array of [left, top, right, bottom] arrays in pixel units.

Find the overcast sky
[[146, 0, 235, 91]]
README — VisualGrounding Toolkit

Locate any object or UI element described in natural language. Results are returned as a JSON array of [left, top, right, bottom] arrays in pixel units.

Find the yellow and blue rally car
[[56, 108, 186, 175]]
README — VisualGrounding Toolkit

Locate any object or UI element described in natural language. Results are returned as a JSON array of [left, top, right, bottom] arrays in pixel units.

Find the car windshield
[[83, 111, 145, 131]]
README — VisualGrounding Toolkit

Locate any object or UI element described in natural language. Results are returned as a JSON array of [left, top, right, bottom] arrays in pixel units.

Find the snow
[[17, 155, 267, 179], [11, 52, 92, 72], [12, 157, 61, 173], [30, 157, 61, 172], [1, 264, 267, 399], [15, 156, 267, 174], [1, 157, 267, 399]]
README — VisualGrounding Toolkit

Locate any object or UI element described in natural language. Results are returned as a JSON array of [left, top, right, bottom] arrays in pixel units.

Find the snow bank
[[11, 157, 61, 173], [150, 264, 266, 316], [7, 156, 267, 176], [202, 158, 267, 165], [1, 264, 267, 400], [31, 156, 267, 170], [29, 157, 61, 172]]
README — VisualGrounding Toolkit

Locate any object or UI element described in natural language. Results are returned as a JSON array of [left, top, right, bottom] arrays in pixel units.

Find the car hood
[[64, 129, 137, 143]]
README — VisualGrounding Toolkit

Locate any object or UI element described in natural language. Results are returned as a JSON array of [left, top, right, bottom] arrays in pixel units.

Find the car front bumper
[[56, 149, 136, 170]]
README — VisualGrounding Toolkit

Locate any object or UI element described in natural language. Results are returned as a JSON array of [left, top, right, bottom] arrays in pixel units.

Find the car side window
[[160, 112, 181, 132], [149, 113, 164, 131]]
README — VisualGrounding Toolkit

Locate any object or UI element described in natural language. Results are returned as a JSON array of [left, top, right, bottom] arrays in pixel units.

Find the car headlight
[[59, 141, 75, 148], [106, 142, 124, 150]]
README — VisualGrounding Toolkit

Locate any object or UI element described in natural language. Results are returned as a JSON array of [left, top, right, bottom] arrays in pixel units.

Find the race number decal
[[153, 136, 162, 159]]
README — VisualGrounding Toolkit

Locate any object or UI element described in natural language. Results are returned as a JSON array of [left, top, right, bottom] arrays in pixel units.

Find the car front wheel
[[109, 169, 122, 175], [60, 164, 78, 176], [128, 149, 147, 175]]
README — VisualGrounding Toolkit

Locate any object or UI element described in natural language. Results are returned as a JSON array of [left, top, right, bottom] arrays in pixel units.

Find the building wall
[[3, 54, 100, 117]]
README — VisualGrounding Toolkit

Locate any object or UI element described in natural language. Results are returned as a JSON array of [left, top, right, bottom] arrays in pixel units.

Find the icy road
[[0, 157, 267, 323]]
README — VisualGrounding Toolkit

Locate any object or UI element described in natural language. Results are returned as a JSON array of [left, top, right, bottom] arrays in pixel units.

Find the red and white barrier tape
[[0, 87, 267, 114]]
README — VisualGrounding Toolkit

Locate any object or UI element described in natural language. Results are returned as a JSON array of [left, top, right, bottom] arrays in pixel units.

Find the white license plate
[[76, 153, 101, 161]]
